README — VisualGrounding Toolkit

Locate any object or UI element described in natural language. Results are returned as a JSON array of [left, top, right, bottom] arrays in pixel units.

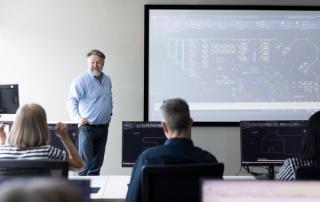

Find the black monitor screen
[[2, 122, 78, 151], [122, 121, 166, 167], [240, 120, 307, 166], [0, 84, 19, 114], [48, 123, 78, 152]]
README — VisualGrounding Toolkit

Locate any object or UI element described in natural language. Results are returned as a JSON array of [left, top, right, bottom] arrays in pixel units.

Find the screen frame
[[144, 4, 320, 126]]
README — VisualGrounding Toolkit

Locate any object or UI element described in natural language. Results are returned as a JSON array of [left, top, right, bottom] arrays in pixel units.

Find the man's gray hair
[[86, 49, 105, 59], [160, 98, 190, 130]]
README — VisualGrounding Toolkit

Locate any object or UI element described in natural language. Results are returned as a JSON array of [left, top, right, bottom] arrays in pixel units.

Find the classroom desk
[[69, 175, 255, 202], [69, 175, 130, 202]]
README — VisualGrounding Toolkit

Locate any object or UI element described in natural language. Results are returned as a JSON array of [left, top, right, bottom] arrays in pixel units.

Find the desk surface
[[69, 175, 130, 201]]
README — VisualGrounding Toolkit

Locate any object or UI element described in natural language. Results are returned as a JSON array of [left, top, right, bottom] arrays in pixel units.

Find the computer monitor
[[122, 121, 166, 167], [201, 179, 320, 202], [240, 120, 307, 166], [1, 121, 78, 152], [48, 123, 78, 152], [0, 84, 19, 114]]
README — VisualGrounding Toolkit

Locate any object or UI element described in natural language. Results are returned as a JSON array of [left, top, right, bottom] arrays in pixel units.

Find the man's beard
[[92, 70, 101, 77]]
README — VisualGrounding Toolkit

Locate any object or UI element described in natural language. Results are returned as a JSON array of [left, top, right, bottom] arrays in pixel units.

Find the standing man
[[67, 49, 113, 176]]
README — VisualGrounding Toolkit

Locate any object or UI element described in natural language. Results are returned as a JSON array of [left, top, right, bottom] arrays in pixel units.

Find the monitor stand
[[266, 165, 275, 179], [255, 166, 275, 180]]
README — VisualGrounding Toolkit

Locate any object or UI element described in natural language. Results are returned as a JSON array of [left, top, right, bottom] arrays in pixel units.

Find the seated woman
[[276, 111, 320, 180], [0, 103, 83, 170]]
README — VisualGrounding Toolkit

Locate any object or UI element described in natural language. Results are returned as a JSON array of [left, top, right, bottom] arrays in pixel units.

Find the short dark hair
[[302, 111, 320, 158], [86, 49, 105, 59], [160, 98, 190, 130]]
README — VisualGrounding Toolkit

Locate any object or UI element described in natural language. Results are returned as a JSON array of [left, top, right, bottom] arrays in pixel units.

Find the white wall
[[0, 0, 319, 175]]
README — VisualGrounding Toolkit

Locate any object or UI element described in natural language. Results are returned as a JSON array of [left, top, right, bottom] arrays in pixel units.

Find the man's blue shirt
[[67, 70, 113, 124], [125, 138, 218, 202]]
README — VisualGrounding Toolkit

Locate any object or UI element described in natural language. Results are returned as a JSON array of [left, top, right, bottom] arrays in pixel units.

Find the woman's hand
[[55, 122, 84, 170], [55, 122, 68, 139], [0, 124, 7, 144]]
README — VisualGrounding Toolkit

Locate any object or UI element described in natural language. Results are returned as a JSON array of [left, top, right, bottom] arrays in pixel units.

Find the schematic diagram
[[150, 13, 320, 103], [164, 38, 320, 102]]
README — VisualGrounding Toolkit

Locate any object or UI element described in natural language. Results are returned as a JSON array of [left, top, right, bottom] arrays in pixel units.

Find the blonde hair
[[8, 103, 50, 148]]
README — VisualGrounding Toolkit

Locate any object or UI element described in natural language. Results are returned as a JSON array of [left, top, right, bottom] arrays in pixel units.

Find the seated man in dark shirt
[[125, 98, 218, 202]]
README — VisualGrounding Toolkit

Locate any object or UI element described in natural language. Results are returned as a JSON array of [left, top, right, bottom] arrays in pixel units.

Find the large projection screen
[[144, 5, 320, 126]]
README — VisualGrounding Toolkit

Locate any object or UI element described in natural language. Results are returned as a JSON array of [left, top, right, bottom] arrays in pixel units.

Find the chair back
[[142, 162, 224, 202], [295, 166, 320, 180], [0, 160, 68, 178]]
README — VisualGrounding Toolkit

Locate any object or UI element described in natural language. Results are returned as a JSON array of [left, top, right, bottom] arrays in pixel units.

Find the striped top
[[0, 144, 67, 160], [276, 157, 320, 180]]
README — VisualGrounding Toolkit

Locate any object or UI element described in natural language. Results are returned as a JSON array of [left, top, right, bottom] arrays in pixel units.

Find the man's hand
[[78, 118, 89, 125]]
